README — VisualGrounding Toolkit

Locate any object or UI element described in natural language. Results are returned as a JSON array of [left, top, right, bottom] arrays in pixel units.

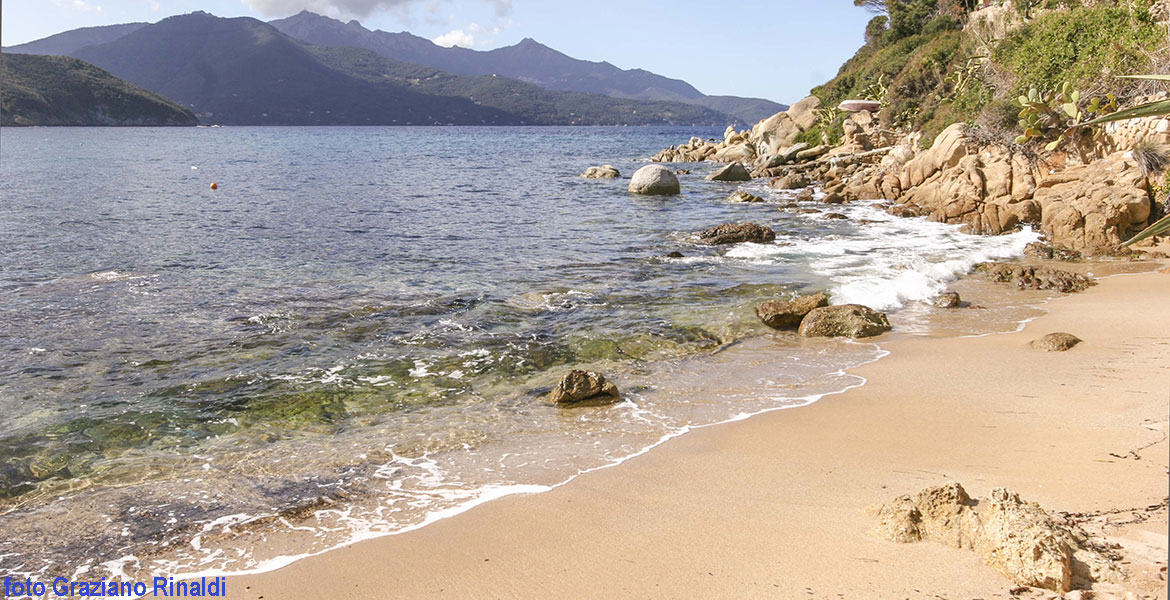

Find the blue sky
[[1, 1, 873, 104]]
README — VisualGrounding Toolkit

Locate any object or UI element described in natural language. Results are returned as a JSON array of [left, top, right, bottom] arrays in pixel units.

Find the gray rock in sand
[[628, 165, 681, 195], [1030, 333, 1082, 352]]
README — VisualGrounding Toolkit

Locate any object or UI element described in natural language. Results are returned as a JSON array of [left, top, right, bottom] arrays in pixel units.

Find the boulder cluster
[[754, 292, 892, 339]]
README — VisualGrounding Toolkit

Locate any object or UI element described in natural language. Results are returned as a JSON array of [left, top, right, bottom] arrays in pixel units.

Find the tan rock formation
[[879, 125, 1152, 254], [869, 483, 1125, 593], [750, 96, 821, 157], [1030, 332, 1083, 351], [1034, 152, 1152, 252]]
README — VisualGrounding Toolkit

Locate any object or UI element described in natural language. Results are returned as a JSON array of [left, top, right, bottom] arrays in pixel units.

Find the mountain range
[[4, 11, 786, 126], [267, 11, 786, 123]]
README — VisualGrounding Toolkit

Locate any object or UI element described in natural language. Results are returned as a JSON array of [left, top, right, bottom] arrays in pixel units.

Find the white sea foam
[[727, 200, 1039, 311]]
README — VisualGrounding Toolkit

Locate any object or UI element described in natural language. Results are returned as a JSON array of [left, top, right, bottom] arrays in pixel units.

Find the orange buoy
[[210, 182, 219, 190]]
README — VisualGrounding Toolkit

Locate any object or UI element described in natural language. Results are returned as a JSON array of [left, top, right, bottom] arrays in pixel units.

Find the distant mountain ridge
[[4, 23, 148, 56], [0, 53, 197, 126], [30, 12, 730, 126], [268, 11, 788, 122], [3, 11, 787, 125]]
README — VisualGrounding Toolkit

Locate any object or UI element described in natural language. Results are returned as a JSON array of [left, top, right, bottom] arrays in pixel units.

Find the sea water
[[0, 126, 1044, 580]]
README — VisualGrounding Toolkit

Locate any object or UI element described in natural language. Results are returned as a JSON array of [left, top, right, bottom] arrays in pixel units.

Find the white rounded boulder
[[628, 165, 681, 195]]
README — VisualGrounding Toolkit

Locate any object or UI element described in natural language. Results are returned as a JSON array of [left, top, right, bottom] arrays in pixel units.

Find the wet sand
[[225, 264, 1170, 599]]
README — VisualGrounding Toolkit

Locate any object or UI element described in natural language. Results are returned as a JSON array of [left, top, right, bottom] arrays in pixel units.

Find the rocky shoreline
[[647, 93, 1167, 259]]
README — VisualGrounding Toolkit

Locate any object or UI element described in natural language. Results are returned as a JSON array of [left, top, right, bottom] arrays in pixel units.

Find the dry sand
[[226, 266, 1169, 600]]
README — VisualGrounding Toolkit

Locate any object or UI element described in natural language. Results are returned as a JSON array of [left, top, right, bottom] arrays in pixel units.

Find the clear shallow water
[[0, 126, 1042, 581]]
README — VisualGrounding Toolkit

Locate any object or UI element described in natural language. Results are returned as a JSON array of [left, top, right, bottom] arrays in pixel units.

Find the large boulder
[[706, 162, 752, 182], [756, 293, 830, 330], [1034, 151, 1152, 254], [628, 165, 681, 195], [750, 96, 822, 156], [713, 143, 756, 163], [697, 222, 776, 245], [899, 123, 972, 191], [547, 370, 621, 406], [581, 165, 620, 179], [798, 304, 891, 338], [787, 96, 822, 131]]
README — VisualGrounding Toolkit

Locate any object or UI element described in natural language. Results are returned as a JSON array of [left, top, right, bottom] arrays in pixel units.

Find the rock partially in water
[[706, 162, 752, 182], [1031, 332, 1082, 352], [824, 213, 848, 220], [697, 222, 776, 245], [547, 370, 621, 406], [795, 188, 815, 202], [728, 190, 764, 203], [756, 292, 830, 330], [933, 291, 961, 308], [869, 482, 1124, 593], [798, 304, 891, 338], [581, 165, 620, 179], [628, 165, 680, 195], [976, 263, 1096, 293], [823, 192, 846, 205], [1024, 242, 1055, 259]]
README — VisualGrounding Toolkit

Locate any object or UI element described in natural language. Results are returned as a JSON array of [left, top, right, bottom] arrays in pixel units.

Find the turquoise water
[[0, 126, 1040, 580]]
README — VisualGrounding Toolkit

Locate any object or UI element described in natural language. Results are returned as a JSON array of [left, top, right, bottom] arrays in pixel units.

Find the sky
[[0, 0, 874, 104]]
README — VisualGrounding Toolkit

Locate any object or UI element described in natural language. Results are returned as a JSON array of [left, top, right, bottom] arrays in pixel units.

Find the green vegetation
[[816, 1, 1167, 146], [994, 6, 1165, 96], [1013, 82, 1117, 149], [0, 53, 197, 126]]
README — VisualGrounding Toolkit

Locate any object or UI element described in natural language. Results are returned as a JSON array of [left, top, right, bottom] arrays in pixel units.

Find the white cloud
[[432, 21, 504, 48], [70, 0, 103, 12], [240, 0, 510, 20]]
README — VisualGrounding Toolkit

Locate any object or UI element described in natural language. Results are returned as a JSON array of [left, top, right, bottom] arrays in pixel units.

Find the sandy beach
[[222, 263, 1170, 599]]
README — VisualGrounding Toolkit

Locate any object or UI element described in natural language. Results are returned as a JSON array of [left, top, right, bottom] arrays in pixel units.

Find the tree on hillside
[[855, 0, 979, 16], [854, 0, 889, 12]]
